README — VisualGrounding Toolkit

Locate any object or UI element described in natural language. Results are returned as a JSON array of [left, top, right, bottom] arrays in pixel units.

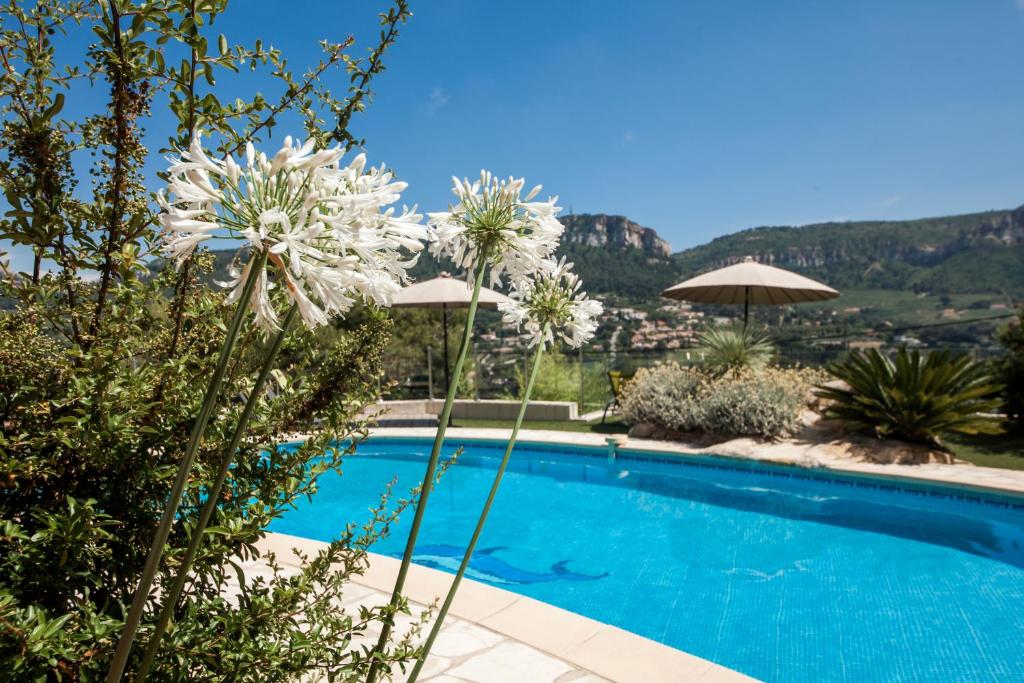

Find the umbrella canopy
[[661, 257, 839, 324], [391, 273, 510, 397], [391, 272, 509, 310]]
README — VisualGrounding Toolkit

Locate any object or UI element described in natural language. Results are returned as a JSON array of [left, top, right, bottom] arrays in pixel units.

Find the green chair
[[602, 370, 634, 423]]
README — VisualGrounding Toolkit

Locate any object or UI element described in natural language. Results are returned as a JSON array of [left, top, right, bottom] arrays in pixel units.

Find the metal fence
[[382, 312, 1015, 413]]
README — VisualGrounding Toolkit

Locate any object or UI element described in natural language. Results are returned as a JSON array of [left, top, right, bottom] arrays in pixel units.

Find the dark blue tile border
[[350, 436, 1024, 512]]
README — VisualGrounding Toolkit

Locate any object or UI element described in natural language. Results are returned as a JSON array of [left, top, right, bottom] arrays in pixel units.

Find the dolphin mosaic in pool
[[413, 545, 610, 585]]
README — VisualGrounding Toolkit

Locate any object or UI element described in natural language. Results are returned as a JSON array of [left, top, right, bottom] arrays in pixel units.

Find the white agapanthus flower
[[158, 134, 426, 330], [498, 258, 603, 348], [427, 171, 563, 287]]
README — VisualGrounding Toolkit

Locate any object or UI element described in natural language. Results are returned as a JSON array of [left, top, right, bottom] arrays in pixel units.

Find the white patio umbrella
[[661, 256, 839, 326], [391, 272, 510, 395]]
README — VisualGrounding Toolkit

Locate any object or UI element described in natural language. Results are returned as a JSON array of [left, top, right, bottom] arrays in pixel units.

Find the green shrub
[[0, 1, 421, 679], [620, 363, 817, 439], [993, 309, 1024, 429], [697, 324, 775, 375], [619, 362, 704, 431], [700, 368, 818, 438], [512, 352, 607, 408], [817, 347, 1004, 447]]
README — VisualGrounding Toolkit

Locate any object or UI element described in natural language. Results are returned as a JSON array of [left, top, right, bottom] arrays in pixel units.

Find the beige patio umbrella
[[661, 256, 839, 326], [391, 272, 510, 395]]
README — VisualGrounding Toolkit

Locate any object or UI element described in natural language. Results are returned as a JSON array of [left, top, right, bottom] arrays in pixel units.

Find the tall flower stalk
[[406, 259, 601, 682], [107, 135, 424, 682], [366, 172, 563, 683], [106, 250, 267, 682], [136, 305, 299, 679]]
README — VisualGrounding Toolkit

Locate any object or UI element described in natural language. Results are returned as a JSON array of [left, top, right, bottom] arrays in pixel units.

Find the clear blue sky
[[6, 0, 1024, 272]]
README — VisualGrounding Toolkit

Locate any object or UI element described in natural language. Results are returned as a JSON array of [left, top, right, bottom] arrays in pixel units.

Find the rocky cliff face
[[965, 205, 1024, 246], [560, 213, 673, 258]]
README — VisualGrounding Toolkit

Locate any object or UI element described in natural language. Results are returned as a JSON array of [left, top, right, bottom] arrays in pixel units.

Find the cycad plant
[[698, 323, 775, 374], [817, 347, 1004, 447]]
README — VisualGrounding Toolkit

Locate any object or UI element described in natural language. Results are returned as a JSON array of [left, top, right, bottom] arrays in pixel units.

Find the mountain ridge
[[558, 207, 1024, 298]]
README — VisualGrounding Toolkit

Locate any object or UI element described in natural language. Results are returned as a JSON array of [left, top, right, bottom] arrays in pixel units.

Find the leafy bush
[[700, 368, 819, 438], [993, 308, 1024, 429], [697, 324, 775, 375], [0, 1, 424, 680], [817, 347, 1004, 447], [620, 362, 817, 439], [510, 352, 607, 408], [516, 352, 577, 402], [619, 362, 704, 431]]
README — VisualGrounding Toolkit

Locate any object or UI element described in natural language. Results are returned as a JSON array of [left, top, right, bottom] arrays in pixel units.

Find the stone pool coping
[[258, 532, 756, 683], [365, 427, 1024, 499]]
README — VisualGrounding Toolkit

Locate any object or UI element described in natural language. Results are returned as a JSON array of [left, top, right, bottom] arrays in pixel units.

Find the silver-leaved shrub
[[620, 363, 822, 439]]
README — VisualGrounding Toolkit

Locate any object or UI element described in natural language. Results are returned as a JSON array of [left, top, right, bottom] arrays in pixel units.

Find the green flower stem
[[106, 250, 269, 683], [365, 265, 487, 683], [407, 336, 546, 683], [135, 303, 299, 681]]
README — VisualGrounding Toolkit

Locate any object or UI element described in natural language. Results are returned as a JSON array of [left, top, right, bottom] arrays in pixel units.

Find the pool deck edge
[[257, 532, 758, 683]]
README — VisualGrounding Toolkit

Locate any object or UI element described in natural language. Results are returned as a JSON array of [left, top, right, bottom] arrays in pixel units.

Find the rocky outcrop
[[560, 213, 673, 258], [963, 204, 1024, 247]]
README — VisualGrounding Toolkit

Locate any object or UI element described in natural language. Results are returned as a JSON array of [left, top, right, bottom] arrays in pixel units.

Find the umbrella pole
[[743, 286, 750, 329]]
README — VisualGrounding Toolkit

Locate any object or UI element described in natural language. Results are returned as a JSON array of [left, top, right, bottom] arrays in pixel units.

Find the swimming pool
[[269, 438, 1024, 682]]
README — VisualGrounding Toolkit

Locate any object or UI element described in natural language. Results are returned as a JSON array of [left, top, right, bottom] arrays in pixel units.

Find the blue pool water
[[269, 438, 1024, 682]]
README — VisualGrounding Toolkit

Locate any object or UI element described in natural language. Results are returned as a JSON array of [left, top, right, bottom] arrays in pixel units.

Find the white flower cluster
[[498, 258, 603, 349], [427, 171, 563, 287], [159, 135, 426, 330]]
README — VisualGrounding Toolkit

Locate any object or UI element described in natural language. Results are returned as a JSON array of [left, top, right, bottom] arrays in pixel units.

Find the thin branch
[[224, 38, 353, 157], [86, 1, 130, 344], [333, 1, 410, 145]]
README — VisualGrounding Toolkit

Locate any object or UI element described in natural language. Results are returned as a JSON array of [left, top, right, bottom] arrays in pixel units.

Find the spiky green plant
[[697, 324, 775, 374], [817, 347, 1004, 447]]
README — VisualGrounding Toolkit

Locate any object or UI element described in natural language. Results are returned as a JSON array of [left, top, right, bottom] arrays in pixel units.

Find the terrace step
[[371, 412, 439, 428]]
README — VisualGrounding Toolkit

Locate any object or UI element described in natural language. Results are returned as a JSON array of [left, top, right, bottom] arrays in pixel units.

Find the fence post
[[522, 347, 528, 396], [578, 346, 584, 413], [427, 346, 434, 400]]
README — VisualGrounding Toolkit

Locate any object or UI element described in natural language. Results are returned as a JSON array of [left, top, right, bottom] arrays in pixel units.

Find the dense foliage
[[697, 324, 775, 375], [0, 1, 425, 680], [994, 308, 1024, 429], [620, 362, 820, 439], [510, 351, 606, 408], [817, 347, 1004, 447]]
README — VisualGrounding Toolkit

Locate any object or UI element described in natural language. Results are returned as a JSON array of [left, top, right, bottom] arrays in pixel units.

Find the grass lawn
[[946, 431, 1024, 471]]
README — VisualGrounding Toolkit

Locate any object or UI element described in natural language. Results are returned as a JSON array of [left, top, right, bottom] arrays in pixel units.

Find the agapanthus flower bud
[[498, 258, 603, 348]]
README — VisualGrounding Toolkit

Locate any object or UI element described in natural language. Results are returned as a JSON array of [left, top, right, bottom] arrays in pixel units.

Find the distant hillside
[[673, 206, 1024, 296]]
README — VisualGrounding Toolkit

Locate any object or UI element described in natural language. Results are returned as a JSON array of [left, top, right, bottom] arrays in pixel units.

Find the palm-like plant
[[817, 347, 1004, 447], [698, 323, 775, 374]]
